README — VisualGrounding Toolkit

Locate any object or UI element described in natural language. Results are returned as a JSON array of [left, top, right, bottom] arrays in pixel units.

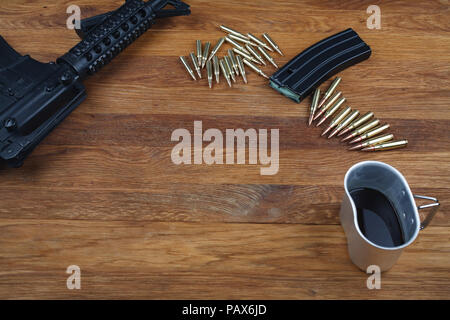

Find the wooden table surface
[[0, 0, 449, 299]]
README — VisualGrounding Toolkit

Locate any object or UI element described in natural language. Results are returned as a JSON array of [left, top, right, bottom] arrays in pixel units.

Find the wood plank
[[0, 219, 448, 299], [0, 185, 447, 225]]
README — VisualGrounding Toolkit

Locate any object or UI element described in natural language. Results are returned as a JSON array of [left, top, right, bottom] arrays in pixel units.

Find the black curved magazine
[[270, 28, 372, 103]]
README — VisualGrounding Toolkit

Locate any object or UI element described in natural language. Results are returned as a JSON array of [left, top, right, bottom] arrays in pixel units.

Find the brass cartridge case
[[361, 140, 408, 152], [220, 25, 249, 40], [201, 42, 211, 69], [313, 91, 342, 120], [316, 77, 342, 110], [308, 88, 321, 126], [206, 59, 213, 89], [349, 134, 394, 151], [257, 46, 278, 68], [219, 58, 232, 87], [341, 119, 380, 142], [338, 111, 375, 137], [180, 56, 196, 81], [243, 59, 269, 79], [316, 97, 346, 127], [262, 33, 283, 55], [328, 110, 360, 139], [349, 124, 390, 144], [232, 48, 261, 65], [225, 37, 250, 54], [196, 40, 202, 66], [236, 55, 247, 84], [189, 52, 202, 79], [228, 34, 259, 47], [247, 33, 273, 52], [213, 55, 220, 83], [224, 56, 236, 82], [208, 37, 225, 61], [322, 106, 352, 136], [245, 44, 266, 66], [228, 49, 240, 76]]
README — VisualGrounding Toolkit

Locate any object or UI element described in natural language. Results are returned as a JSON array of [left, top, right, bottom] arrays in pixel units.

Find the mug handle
[[414, 195, 440, 230]]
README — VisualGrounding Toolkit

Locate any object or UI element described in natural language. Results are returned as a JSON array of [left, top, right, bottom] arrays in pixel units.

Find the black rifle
[[0, 0, 190, 167]]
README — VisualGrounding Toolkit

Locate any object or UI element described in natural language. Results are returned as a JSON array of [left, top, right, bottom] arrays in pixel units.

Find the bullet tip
[[313, 111, 324, 121], [349, 145, 362, 151], [328, 129, 339, 139], [341, 134, 353, 142], [322, 126, 332, 136], [316, 98, 326, 110], [349, 137, 360, 144], [316, 118, 326, 127]]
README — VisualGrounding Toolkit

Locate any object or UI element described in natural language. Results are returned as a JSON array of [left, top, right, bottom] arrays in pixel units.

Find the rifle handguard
[[59, 0, 157, 79]]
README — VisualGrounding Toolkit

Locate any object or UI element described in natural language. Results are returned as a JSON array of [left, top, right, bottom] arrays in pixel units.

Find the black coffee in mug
[[350, 188, 405, 247]]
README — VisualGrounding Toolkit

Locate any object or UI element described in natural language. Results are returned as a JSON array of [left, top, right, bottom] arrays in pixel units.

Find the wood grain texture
[[0, 0, 449, 299]]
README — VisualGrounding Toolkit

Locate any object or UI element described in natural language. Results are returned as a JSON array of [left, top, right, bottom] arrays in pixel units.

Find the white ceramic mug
[[340, 161, 440, 272]]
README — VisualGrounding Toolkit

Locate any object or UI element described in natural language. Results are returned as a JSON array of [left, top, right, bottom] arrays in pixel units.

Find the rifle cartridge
[[180, 56, 196, 80], [225, 37, 250, 54], [206, 59, 213, 88], [247, 33, 273, 52], [262, 33, 283, 55], [196, 40, 202, 66], [257, 46, 278, 68], [328, 110, 360, 138], [313, 91, 342, 120], [213, 55, 220, 83], [208, 37, 225, 61], [322, 106, 352, 136], [316, 77, 342, 110], [349, 134, 394, 151], [308, 88, 321, 126], [220, 25, 249, 40], [228, 34, 258, 47], [224, 56, 236, 82], [243, 59, 269, 79], [245, 44, 266, 65], [338, 111, 374, 137], [236, 55, 247, 84], [201, 41, 211, 68], [232, 48, 261, 65], [341, 119, 380, 142], [189, 52, 201, 79], [316, 97, 346, 127], [349, 124, 390, 144], [228, 49, 240, 76], [361, 140, 408, 152], [219, 58, 232, 87]]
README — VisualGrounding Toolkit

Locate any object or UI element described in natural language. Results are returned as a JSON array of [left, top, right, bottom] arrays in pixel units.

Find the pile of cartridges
[[179, 25, 284, 88], [309, 78, 408, 152]]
